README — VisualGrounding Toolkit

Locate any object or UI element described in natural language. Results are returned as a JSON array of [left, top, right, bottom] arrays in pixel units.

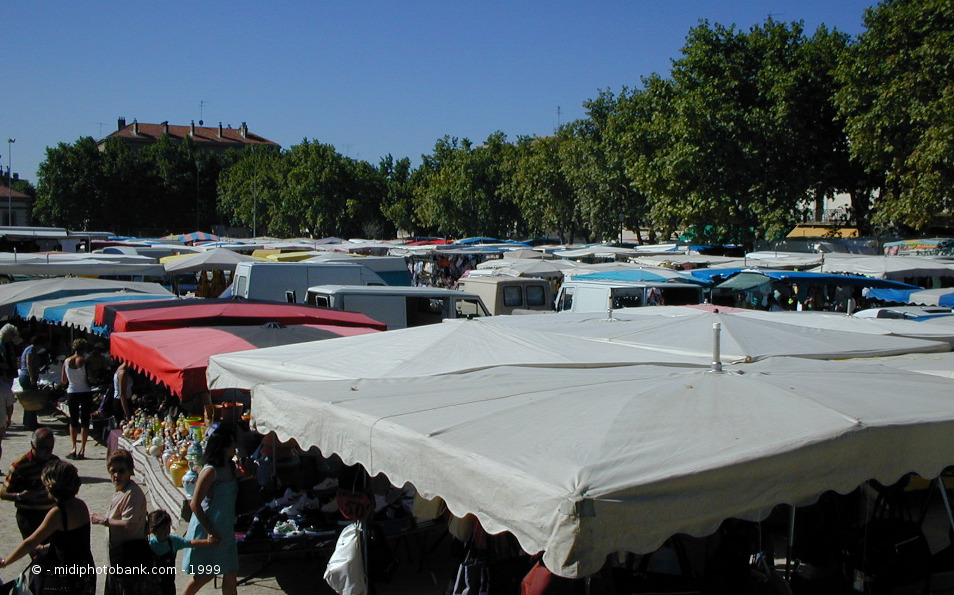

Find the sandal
[[66, 452, 77, 460], [75, 453, 85, 460]]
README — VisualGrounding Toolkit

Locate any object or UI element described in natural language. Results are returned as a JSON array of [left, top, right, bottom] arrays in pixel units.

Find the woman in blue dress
[[182, 426, 240, 595]]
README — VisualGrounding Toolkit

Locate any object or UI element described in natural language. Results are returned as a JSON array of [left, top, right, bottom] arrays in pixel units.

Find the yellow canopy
[[786, 225, 859, 238]]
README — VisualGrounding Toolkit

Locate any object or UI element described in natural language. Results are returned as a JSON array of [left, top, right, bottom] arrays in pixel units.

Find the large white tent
[[249, 358, 954, 577], [206, 319, 706, 390], [478, 310, 949, 361], [812, 254, 954, 281]]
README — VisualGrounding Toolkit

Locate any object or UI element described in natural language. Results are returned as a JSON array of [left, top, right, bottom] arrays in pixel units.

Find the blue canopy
[[37, 294, 176, 326], [572, 270, 710, 286], [691, 268, 921, 290]]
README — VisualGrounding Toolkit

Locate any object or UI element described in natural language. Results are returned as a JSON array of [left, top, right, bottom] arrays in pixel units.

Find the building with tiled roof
[[0, 182, 33, 226], [98, 118, 280, 154]]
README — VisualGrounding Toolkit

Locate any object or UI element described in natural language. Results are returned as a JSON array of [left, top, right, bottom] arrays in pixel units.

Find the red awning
[[95, 298, 386, 333], [109, 323, 379, 398]]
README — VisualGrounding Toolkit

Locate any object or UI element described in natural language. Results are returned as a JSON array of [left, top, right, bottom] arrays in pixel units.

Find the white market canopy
[[162, 247, 257, 274], [812, 254, 954, 280], [249, 358, 954, 578], [0, 277, 173, 318], [479, 310, 949, 361], [206, 318, 705, 391]]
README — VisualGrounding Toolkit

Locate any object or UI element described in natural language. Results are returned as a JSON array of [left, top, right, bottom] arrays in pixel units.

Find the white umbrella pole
[[937, 478, 954, 535], [785, 505, 796, 580], [711, 322, 723, 373]]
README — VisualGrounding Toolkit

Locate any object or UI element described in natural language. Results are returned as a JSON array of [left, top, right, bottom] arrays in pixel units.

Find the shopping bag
[[450, 550, 490, 595], [521, 559, 572, 595], [324, 522, 368, 595]]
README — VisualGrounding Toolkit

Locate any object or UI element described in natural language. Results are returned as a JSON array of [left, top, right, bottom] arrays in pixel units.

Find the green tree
[[216, 146, 285, 236], [634, 19, 851, 245], [33, 137, 103, 229], [379, 155, 418, 235], [414, 133, 521, 238], [835, 0, 954, 229], [559, 89, 648, 243], [502, 134, 580, 243]]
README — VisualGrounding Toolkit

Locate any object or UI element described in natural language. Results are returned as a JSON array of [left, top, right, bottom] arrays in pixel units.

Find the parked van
[[455, 275, 554, 315], [556, 279, 703, 313], [303, 255, 413, 286], [305, 285, 490, 329], [231, 262, 387, 303]]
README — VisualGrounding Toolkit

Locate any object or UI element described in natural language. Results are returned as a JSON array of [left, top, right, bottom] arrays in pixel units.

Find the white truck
[[230, 261, 387, 303], [555, 279, 703, 313], [305, 285, 490, 329]]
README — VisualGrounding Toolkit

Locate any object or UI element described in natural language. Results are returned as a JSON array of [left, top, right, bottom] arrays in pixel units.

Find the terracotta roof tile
[[107, 122, 279, 147]]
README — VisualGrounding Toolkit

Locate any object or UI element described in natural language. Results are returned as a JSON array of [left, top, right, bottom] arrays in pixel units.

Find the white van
[[231, 262, 387, 303], [305, 285, 490, 329], [556, 279, 703, 313], [454, 276, 554, 315], [303, 255, 413, 286]]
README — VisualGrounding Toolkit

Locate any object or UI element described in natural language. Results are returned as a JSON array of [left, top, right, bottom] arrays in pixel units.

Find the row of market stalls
[[0, 278, 384, 400], [8, 242, 954, 588]]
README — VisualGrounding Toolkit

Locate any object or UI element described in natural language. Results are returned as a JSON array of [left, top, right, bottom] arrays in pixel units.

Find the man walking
[[0, 427, 60, 538]]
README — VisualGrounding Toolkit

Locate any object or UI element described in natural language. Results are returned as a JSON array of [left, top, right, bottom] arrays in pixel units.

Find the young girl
[[148, 510, 212, 595], [182, 426, 243, 595]]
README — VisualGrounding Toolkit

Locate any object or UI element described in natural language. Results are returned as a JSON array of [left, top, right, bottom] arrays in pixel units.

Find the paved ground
[[0, 402, 458, 595]]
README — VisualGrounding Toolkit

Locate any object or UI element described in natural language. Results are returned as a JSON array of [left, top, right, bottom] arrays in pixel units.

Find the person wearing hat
[[0, 324, 23, 468]]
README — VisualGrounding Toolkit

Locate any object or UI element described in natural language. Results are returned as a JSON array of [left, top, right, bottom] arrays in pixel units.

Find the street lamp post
[[195, 160, 200, 231], [252, 173, 258, 238], [6, 139, 14, 226]]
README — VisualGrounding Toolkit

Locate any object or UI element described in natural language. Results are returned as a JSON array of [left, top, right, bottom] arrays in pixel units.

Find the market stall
[[95, 298, 386, 334], [110, 323, 380, 398], [247, 357, 954, 578]]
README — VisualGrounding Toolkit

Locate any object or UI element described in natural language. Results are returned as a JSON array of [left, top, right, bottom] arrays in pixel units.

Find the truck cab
[[454, 275, 554, 315]]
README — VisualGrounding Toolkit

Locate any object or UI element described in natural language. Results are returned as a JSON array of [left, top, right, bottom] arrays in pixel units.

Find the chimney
[[218, 122, 223, 138], [190, 120, 196, 136], [162, 121, 169, 135], [117, 117, 126, 131], [240, 122, 248, 138], [132, 119, 139, 136]]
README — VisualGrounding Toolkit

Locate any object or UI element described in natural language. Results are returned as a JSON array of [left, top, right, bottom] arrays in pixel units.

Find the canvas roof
[[248, 358, 954, 577]]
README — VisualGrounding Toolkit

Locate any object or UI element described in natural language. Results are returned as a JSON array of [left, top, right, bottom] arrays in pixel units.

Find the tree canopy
[[31, 1, 953, 244]]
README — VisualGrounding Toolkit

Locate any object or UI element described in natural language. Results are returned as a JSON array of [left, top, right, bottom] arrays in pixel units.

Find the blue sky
[[3, 1, 875, 185]]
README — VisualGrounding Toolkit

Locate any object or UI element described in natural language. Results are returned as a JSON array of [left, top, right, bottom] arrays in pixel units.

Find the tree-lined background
[[26, 0, 954, 246]]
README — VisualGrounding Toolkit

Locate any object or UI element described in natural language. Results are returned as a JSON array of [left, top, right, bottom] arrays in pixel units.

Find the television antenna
[[199, 100, 210, 126]]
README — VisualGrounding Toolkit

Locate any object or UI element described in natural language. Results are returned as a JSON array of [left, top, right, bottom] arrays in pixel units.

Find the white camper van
[[305, 285, 490, 329], [454, 276, 554, 315], [231, 262, 387, 303], [556, 279, 703, 313]]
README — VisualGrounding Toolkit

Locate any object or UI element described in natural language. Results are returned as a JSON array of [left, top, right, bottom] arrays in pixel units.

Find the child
[[147, 510, 212, 595]]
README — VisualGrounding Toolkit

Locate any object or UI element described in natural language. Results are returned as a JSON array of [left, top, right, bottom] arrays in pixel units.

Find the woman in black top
[[0, 460, 96, 595]]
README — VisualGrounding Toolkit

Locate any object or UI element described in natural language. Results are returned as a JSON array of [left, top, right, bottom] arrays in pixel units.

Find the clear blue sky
[[3, 1, 876, 185]]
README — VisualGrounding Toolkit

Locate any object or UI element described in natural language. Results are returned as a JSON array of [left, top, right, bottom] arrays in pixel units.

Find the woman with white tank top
[[61, 338, 92, 460]]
